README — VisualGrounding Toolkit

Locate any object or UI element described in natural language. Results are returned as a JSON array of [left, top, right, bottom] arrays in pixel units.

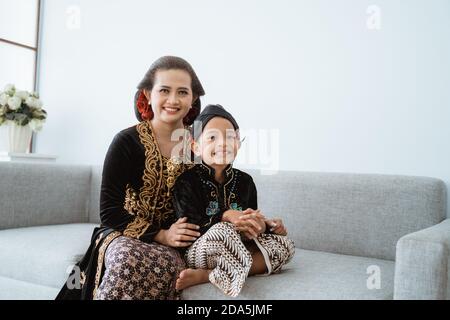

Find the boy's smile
[[193, 116, 240, 181]]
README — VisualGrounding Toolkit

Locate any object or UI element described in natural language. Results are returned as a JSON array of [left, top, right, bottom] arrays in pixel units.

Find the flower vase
[[8, 122, 32, 153]]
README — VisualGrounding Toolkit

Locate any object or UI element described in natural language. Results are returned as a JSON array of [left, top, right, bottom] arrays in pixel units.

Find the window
[[0, 0, 42, 152]]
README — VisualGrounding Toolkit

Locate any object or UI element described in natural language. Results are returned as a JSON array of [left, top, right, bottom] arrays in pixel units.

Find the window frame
[[0, 0, 42, 152]]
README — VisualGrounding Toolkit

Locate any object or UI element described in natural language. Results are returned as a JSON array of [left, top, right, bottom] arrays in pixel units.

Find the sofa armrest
[[394, 218, 450, 300]]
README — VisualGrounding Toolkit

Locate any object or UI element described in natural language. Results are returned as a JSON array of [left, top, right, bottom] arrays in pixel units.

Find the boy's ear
[[191, 140, 201, 157], [236, 130, 242, 149]]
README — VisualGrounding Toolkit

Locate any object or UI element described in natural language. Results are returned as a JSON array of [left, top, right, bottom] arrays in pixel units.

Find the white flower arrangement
[[0, 84, 47, 132]]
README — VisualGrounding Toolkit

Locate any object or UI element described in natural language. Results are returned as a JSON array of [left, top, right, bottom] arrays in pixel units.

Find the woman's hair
[[134, 56, 205, 125]]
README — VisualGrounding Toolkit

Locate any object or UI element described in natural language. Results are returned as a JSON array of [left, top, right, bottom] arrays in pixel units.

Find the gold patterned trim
[[166, 156, 183, 196], [92, 231, 121, 299], [123, 217, 151, 239], [225, 165, 233, 176], [123, 121, 192, 239], [95, 232, 104, 247], [80, 271, 86, 286], [122, 121, 162, 238], [223, 168, 235, 204]]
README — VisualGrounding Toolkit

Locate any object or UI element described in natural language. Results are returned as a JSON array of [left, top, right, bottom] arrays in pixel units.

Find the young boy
[[172, 104, 295, 297]]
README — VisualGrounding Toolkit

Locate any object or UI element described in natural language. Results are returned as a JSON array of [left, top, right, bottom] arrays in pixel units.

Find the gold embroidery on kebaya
[[166, 156, 182, 196], [123, 121, 192, 239], [123, 183, 151, 239], [123, 185, 138, 215]]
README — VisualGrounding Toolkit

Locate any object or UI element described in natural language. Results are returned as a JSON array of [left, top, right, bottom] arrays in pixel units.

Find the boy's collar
[[198, 161, 234, 182]]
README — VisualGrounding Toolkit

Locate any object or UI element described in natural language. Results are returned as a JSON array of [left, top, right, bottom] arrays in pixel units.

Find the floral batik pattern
[[95, 236, 186, 300]]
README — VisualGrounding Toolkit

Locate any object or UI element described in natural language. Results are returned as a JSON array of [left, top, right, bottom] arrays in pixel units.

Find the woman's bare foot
[[176, 268, 211, 290]]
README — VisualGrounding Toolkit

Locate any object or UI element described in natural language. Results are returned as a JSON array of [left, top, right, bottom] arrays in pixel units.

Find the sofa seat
[[182, 249, 395, 300], [0, 223, 395, 300], [0, 223, 98, 299], [0, 275, 60, 300]]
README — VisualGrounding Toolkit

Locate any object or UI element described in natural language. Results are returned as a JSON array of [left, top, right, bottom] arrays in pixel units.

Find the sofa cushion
[[0, 223, 395, 300], [182, 248, 395, 300], [0, 275, 59, 300], [0, 223, 98, 289]]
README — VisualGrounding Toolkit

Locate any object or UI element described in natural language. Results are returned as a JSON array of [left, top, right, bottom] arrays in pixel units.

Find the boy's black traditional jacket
[[172, 162, 258, 236]]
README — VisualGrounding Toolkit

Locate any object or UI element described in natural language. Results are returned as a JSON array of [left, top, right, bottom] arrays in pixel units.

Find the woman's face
[[193, 117, 240, 167], [145, 69, 194, 125]]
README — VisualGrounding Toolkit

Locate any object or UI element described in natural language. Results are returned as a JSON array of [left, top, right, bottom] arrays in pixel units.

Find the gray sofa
[[0, 162, 448, 300]]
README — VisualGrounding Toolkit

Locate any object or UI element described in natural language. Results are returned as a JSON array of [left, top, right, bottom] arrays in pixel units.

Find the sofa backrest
[[0, 162, 91, 230], [248, 169, 447, 260], [2, 162, 446, 261], [89, 166, 447, 260]]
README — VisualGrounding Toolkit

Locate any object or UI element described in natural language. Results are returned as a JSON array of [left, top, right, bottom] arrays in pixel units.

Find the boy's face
[[193, 117, 240, 167]]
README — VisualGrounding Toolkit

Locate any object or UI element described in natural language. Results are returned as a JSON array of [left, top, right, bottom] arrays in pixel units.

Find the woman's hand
[[265, 218, 287, 236], [155, 217, 201, 247]]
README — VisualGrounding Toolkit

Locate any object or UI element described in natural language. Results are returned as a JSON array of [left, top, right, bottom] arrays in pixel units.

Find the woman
[[56, 56, 205, 300]]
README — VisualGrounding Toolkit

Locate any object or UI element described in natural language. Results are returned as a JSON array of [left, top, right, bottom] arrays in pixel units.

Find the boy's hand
[[222, 209, 244, 225], [265, 218, 287, 236], [235, 209, 266, 239], [239, 209, 266, 235], [222, 209, 264, 239]]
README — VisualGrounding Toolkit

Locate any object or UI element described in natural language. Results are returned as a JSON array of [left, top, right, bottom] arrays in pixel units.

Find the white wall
[[36, 0, 449, 215]]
